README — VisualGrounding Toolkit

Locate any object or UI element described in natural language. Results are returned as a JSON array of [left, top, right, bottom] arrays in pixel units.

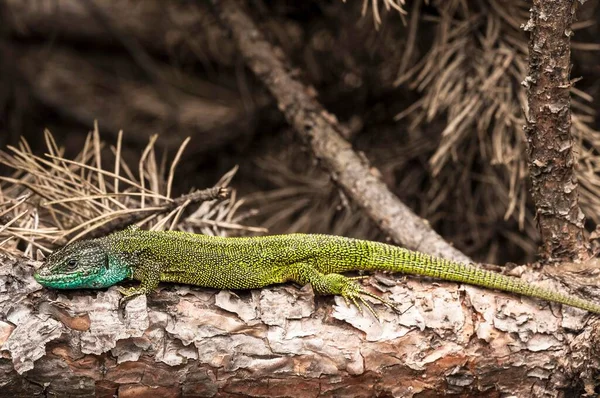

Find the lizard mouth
[[33, 269, 50, 283], [33, 266, 58, 283], [34, 267, 50, 278], [33, 269, 90, 289]]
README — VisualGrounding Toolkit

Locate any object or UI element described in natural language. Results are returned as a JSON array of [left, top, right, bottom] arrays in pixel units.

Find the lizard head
[[34, 239, 129, 290]]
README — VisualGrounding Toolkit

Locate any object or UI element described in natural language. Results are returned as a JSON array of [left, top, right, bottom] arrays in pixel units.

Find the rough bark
[[2, 251, 600, 397], [212, 0, 469, 264], [523, 0, 590, 262]]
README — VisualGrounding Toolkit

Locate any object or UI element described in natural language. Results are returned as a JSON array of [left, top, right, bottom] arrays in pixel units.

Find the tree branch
[[524, 0, 590, 262], [1, 252, 599, 395], [211, 0, 469, 263]]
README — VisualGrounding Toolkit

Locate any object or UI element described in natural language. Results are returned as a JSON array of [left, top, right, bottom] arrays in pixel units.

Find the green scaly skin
[[34, 226, 600, 317]]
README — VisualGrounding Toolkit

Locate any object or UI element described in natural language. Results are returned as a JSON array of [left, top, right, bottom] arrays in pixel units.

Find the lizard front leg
[[117, 254, 161, 299], [279, 262, 396, 319]]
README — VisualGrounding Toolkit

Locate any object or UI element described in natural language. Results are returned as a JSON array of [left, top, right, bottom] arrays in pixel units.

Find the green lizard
[[34, 226, 600, 317]]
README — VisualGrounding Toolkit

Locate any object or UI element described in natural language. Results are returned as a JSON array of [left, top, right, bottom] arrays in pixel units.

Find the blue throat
[[92, 256, 132, 288]]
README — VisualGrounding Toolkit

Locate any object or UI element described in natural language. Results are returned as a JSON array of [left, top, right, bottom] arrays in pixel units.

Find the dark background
[[1, 0, 600, 265]]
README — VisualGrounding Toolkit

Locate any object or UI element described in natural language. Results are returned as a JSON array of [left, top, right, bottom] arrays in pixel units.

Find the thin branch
[[70, 187, 230, 240]]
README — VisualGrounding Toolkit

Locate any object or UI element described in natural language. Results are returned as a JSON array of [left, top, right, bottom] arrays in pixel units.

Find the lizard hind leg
[[318, 273, 397, 320], [285, 263, 396, 320]]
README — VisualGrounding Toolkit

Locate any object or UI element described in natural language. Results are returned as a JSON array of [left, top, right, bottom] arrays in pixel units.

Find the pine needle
[[0, 128, 257, 254]]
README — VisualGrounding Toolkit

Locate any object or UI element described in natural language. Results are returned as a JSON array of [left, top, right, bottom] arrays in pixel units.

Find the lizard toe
[[340, 279, 394, 321]]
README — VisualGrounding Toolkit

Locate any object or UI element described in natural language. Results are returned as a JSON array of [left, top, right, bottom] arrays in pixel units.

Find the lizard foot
[[117, 286, 148, 297], [117, 286, 149, 308], [320, 274, 397, 321]]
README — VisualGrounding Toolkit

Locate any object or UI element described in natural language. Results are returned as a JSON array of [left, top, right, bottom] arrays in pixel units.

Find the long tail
[[364, 241, 600, 314]]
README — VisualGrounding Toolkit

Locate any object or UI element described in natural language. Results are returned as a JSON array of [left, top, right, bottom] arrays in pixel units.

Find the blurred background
[[1, 0, 600, 265]]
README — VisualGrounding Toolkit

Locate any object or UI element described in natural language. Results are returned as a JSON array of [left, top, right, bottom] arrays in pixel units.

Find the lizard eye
[[66, 258, 78, 271]]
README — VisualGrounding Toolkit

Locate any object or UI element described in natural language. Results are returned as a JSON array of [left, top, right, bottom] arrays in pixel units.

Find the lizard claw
[[117, 286, 144, 297], [340, 279, 397, 321], [348, 275, 370, 281], [117, 286, 149, 309]]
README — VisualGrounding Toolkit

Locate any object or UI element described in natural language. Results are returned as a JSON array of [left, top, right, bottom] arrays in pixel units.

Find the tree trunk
[[1, 252, 598, 397], [524, 0, 590, 262]]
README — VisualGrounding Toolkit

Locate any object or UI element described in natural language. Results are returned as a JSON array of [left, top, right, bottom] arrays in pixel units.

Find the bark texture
[[524, 0, 590, 262], [1, 252, 600, 397]]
